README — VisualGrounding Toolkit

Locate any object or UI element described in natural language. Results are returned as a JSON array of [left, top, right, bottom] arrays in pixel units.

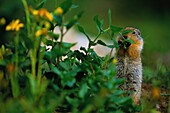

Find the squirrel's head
[[117, 27, 143, 52]]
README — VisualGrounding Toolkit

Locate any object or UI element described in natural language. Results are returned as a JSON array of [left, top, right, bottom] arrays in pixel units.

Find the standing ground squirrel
[[116, 27, 143, 105]]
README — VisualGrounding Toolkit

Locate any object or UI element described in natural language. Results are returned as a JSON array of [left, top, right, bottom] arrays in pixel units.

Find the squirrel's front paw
[[118, 36, 131, 49]]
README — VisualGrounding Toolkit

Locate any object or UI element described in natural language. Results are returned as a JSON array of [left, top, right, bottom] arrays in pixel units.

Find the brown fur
[[116, 27, 143, 105]]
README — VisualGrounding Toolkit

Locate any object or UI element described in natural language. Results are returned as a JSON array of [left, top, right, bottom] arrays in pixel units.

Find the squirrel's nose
[[138, 35, 143, 40]]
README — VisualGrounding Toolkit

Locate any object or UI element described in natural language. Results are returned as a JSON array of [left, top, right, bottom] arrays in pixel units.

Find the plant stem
[[93, 32, 101, 43], [14, 33, 19, 78], [31, 48, 36, 78], [104, 27, 110, 32], [22, 0, 36, 78], [37, 40, 45, 86], [11, 33, 20, 98], [93, 27, 110, 43], [60, 26, 64, 43], [22, 0, 31, 37], [56, 24, 64, 65]]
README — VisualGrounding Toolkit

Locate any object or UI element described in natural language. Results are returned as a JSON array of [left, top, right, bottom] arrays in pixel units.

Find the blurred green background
[[1, 0, 170, 68]]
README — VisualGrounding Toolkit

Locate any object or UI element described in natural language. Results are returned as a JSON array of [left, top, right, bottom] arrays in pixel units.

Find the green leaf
[[97, 40, 107, 46], [42, 39, 53, 46], [44, 51, 52, 61], [21, 36, 33, 49], [79, 83, 88, 98], [51, 42, 75, 58], [71, 4, 78, 9], [33, 0, 38, 3], [93, 15, 104, 32], [66, 96, 79, 105], [108, 9, 112, 26], [124, 38, 135, 44], [114, 78, 125, 85], [61, 74, 76, 87], [20, 58, 31, 69], [77, 25, 91, 41], [48, 32, 60, 41], [121, 29, 133, 35], [0, 59, 6, 66], [113, 90, 124, 96], [97, 40, 114, 48], [116, 97, 131, 104], [50, 64, 62, 76], [51, 44, 64, 57], [53, 14, 62, 25], [27, 73, 36, 95], [66, 11, 84, 30], [114, 110, 124, 113], [36, 0, 47, 9], [59, 0, 72, 14], [112, 38, 119, 49], [110, 26, 123, 33], [62, 42, 76, 48], [77, 24, 84, 33], [106, 44, 115, 48], [59, 62, 69, 71]]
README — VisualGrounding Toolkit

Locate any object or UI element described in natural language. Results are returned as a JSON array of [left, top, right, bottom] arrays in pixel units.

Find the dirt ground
[[142, 83, 170, 113]]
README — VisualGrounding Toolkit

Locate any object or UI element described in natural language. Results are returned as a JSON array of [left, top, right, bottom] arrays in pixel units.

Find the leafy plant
[[0, 0, 140, 113]]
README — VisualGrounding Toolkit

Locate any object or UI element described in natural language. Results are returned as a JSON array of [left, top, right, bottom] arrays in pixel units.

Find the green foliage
[[143, 63, 170, 89], [59, 0, 72, 14], [0, 0, 141, 113]]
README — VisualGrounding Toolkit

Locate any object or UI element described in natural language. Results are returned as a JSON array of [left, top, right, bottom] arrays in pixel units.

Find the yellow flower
[[6, 19, 24, 31], [35, 30, 42, 37], [32, 10, 39, 16], [152, 87, 161, 99], [31, 8, 53, 21], [1, 79, 8, 88], [44, 21, 51, 29], [35, 28, 48, 37], [113, 58, 118, 64], [0, 17, 6, 25], [42, 28, 48, 35], [54, 7, 63, 15], [0, 71, 4, 81], [6, 63, 15, 73], [44, 11, 53, 21], [0, 45, 5, 59]]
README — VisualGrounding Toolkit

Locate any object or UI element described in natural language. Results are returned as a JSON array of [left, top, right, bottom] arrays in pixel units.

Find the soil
[[142, 83, 170, 113]]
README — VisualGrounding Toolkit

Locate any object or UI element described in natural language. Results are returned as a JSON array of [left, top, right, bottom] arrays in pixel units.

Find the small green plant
[[142, 63, 170, 113], [0, 0, 140, 113]]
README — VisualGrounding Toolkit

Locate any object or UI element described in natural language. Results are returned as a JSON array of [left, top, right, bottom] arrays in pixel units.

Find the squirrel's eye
[[137, 32, 141, 36], [132, 32, 136, 34]]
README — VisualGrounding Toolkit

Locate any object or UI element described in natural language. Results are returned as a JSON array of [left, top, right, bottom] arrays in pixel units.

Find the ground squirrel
[[116, 27, 143, 105]]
